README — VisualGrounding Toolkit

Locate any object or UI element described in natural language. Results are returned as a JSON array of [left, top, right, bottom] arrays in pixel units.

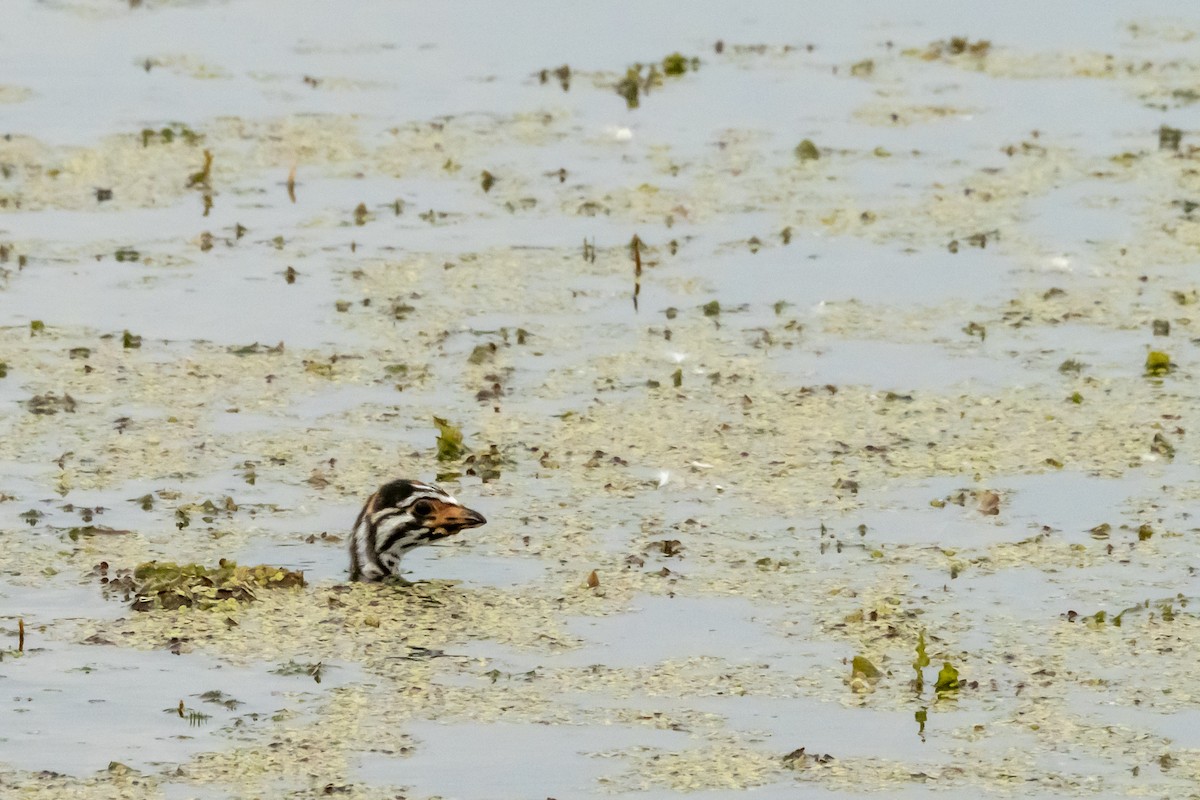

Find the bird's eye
[[412, 500, 434, 516]]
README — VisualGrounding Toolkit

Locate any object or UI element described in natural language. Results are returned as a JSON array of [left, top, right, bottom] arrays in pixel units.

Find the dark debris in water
[[227, 342, 285, 356], [67, 525, 131, 541], [25, 392, 76, 415], [913, 37, 992, 61], [614, 53, 699, 109], [94, 559, 305, 612], [271, 659, 328, 683]]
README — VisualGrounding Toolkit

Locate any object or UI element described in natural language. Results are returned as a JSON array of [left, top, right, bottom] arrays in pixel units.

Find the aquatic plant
[[97, 559, 305, 612]]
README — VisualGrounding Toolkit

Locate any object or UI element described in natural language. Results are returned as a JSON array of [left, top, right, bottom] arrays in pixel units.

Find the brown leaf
[[586, 570, 600, 588]]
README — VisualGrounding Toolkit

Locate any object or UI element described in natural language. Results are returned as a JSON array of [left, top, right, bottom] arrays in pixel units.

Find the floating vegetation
[[794, 139, 820, 161], [1070, 597, 1190, 627], [463, 444, 512, 482], [963, 321, 986, 340], [67, 525, 130, 541], [172, 496, 239, 530], [1171, 199, 1198, 217], [166, 700, 212, 727], [782, 747, 835, 769], [96, 559, 305, 612], [227, 341, 284, 356], [25, 392, 76, 415], [29, 319, 44, 334], [303, 359, 334, 378], [615, 67, 647, 108], [947, 229, 1000, 252], [271, 659, 327, 683], [1151, 432, 1176, 460], [196, 689, 243, 710], [1058, 359, 1085, 375], [467, 342, 496, 365], [480, 170, 496, 192], [538, 64, 572, 91], [631, 234, 643, 310], [661, 52, 699, 76], [187, 149, 214, 188], [434, 416, 466, 462], [390, 299, 416, 320], [967, 230, 997, 248], [114, 247, 139, 262], [849, 655, 881, 693], [122, 330, 142, 349], [140, 122, 203, 147], [614, 54, 697, 108], [418, 208, 450, 224], [933, 661, 960, 694], [1159, 124, 1183, 151], [850, 59, 874, 77], [913, 37, 992, 61], [1144, 350, 1172, 376]]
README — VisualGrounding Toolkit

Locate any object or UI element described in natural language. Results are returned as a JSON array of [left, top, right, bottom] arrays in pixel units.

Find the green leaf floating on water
[[1145, 351, 1172, 376], [934, 661, 960, 693], [433, 416, 466, 462], [795, 139, 820, 161], [851, 655, 881, 679]]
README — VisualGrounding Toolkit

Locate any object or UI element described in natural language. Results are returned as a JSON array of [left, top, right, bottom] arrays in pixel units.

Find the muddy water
[[4, 1, 1200, 798]]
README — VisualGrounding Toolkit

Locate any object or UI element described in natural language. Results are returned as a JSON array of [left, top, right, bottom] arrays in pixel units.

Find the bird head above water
[[349, 479, 487, 582]]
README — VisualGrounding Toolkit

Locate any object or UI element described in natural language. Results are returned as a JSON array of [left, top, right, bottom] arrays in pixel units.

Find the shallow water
[[4, 1, 1200, 798], [2, 639, 356, 775]]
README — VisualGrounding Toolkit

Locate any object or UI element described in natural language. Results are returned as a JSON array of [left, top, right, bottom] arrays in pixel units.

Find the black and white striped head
[[349, 479, 487, 581]]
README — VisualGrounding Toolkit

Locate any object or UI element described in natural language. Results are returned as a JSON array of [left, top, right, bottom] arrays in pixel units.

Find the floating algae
[[97, 560, 305, 612]]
